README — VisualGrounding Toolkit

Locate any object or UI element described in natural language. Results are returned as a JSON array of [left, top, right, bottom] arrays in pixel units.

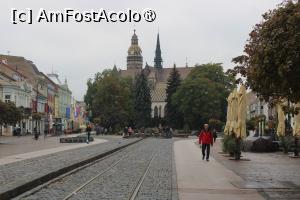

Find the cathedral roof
[[151, 82, 167, 102], [120, 66, 194, 82]]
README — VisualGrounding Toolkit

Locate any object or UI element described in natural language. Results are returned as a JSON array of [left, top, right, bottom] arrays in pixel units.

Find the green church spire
[[154, 33, 163, 68]]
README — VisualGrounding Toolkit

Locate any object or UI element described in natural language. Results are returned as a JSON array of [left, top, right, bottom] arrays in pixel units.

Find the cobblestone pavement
[[212, 138, 300, 200], [14, 138, 177, 200], [0, 136, 139, 198]]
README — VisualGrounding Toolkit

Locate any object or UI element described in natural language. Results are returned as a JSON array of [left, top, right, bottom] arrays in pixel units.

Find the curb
[[0, 138, 143, 200]]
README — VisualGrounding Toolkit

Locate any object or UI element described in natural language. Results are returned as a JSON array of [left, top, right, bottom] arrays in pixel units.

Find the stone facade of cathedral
[[120, 30, 194, 118]]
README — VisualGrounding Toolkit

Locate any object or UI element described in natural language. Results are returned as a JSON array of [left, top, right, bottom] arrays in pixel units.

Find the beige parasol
[[229, 89, 238, 134], [293, 102, 300, 137], [276, 102, 285, 137], [224, 92, 232, 135], [236, 85, 247, 138]]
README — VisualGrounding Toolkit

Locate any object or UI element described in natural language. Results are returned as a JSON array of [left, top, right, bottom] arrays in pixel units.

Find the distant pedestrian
[[86, 124, 92, 144], [169, 127, 173, 138], [95, 125, 101, 135], [128, 127, 133, 136], [17, 127, 21, 136], [44, 129, 48, 139], [199, 124, 213, 161], [34, 127, 39, 140], [123, 126, 128, 137], [212, 128, 217, 142]]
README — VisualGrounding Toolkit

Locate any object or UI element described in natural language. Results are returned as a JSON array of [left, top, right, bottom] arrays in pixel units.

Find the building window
[[159, 106, 162, 118], [154, 106, 158, 118], [5, 95, 11, 103]]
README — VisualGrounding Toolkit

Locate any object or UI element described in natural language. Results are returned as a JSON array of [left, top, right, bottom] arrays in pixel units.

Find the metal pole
[[295, 137, 299, 156]]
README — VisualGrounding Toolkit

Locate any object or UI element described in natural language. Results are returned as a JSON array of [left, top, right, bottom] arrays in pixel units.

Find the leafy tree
[[165, 65, 183, 129], [209, 118, 223, 132], [32, 113, 43, 121], [0, 101, 22, 126], [84, 69, 133, 131], [246, 117, 258, 131], [172, 63, 234, 129], [228, 1, 300, 104], [133, 70, 152, 128]]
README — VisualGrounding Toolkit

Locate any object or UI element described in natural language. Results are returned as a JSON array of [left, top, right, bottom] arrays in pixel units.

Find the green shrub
[[279, 136, 292, 154], [227, 138, 236, 155], [222, 135, 237, 155]]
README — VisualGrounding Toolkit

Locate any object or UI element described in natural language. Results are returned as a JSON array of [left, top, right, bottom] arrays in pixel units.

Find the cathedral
[[120, 30, 194, 118]]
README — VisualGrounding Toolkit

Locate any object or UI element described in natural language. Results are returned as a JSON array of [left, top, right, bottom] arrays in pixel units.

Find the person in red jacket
[[199, 124, 213, 161]]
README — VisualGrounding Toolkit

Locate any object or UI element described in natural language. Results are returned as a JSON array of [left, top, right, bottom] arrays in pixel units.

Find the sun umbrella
[[276, 102, 285, 137], [224, 92, 232, 135], [230, 89, 238, 135], [236, 85, 247, 138], [293, 102, 300, 137]]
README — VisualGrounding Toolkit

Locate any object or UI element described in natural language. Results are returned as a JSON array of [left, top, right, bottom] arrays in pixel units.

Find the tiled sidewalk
[[212, 138, 300, 200], [174, 139, 263, 200]]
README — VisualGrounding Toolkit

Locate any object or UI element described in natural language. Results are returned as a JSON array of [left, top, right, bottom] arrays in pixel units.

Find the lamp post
[[258, 96, 265, 137]]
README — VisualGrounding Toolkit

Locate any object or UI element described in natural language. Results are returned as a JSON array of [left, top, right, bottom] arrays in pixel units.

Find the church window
[[154, 106, 158, 118], [159, 106, 162, 117]]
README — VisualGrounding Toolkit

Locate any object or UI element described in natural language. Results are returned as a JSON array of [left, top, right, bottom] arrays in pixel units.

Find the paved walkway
[[212, 138, 300, 199], [0, 135, 107, 165], [0, 134, 86, 157], [174, 139, 263, 200]]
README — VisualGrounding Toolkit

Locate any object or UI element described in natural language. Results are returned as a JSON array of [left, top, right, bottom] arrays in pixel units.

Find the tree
[[0, 101, 22, 126], [84, 69, 133, 131], [165, 64, 183, 128], [227, 1, 300, 156], [133, 70, 152, 128], [172, 63, 234, 129], [209, 118, 223, 132], [228, 1, 300, 104]]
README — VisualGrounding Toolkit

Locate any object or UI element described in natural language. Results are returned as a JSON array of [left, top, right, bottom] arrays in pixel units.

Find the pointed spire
[[185, 57, 188, 68], [131, 29, 138, 45], [113, 64, 117, 71], [154, 33, 163, 69]]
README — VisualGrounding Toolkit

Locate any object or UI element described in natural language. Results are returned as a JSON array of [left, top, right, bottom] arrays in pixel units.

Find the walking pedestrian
[[95, 124, 101, 135], [212, 128, 218, 142], [128, 127, 133, 137], [123, 126, 128, 137], [86, 124, 92, 144], [199, 124, 213, 161], [34, 127, 39, 140]]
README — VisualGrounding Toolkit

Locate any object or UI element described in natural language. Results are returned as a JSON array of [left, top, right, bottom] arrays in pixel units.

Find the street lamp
[[258, 95, 265, 137]]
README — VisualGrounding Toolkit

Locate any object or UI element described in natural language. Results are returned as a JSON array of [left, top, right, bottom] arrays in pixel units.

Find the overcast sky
[[0, 0, 282, 100]]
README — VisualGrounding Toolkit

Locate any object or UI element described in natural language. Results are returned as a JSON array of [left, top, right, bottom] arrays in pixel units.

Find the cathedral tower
[[154, 33, 163, 69], [127, 30, 143, 70]]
